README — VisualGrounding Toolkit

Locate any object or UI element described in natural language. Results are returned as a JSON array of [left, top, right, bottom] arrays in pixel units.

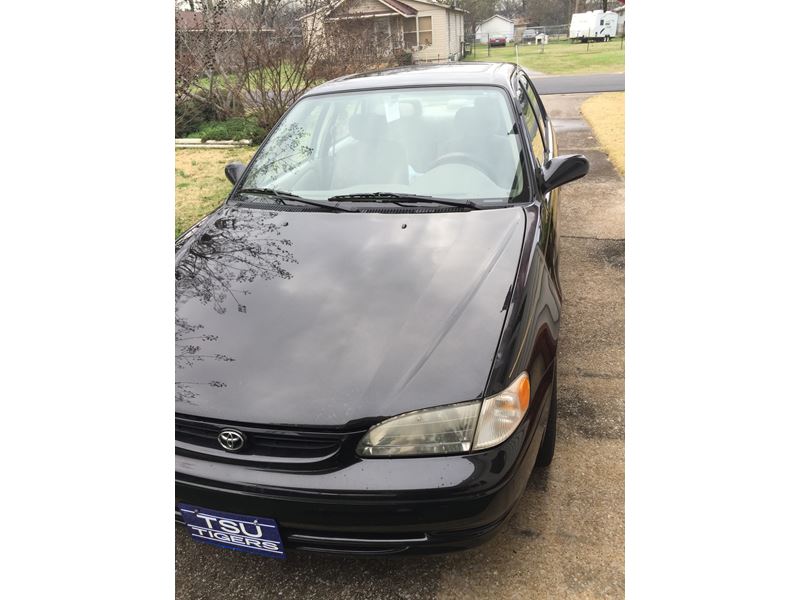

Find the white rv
[[569, 10, 618, 42]]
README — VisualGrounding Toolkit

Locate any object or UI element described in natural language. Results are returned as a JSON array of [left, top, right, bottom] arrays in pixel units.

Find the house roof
[[407, 0, 466, 13], [380, 0, 417, 17], [175, 10, 273, 32], [323, 0, 417, 21], [300, 0, 465, 20], [478, 14, 514, 26]]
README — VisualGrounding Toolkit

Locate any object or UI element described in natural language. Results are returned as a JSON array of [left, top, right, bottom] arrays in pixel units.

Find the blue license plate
[[178, 503, 285, 559]]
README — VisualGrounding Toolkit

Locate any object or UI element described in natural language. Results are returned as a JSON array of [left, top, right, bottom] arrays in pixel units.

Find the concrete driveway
[[176, 93, 625, 600]]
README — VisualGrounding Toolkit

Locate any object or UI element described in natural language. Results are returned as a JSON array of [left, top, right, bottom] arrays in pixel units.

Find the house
[[175, 9, 276, 54], [301, 0, 467, 63], [175, 10, 274, 33], [474, 14, 514, 44]]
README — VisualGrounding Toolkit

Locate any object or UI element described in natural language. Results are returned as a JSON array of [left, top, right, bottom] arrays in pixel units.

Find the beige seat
[[438, 97, 517, 185], [330, 113, 409, 190]]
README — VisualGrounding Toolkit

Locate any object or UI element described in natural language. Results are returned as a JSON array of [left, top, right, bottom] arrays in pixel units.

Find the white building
[[474, 14, 515, 44]]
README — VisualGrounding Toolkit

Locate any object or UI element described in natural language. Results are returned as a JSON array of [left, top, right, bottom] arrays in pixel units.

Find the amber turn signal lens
[[472, 372, 531, 451], [518, 374, 530, 413]]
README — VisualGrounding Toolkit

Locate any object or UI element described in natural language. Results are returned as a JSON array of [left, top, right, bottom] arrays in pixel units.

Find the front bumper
[[176, 414, 546, 556]]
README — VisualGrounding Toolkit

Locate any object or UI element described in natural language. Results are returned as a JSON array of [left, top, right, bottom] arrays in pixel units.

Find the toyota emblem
[[218, 429, 246, 451]]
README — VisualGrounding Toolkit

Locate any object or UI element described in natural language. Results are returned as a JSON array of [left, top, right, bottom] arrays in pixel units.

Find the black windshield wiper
[[326, 192, 481, 210], [237, 188, 355, 212]]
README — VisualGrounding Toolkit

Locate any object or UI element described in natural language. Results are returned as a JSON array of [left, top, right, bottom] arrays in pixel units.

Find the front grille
[[175, 415, 360, 464]]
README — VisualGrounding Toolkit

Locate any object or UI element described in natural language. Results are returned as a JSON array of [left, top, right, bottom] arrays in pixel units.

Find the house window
[[404, 16, 433, 49]]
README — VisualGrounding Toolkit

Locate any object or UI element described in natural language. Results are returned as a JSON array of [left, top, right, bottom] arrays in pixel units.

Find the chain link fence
[[463, 24, 570, 55], [517, 24, 569, 42]]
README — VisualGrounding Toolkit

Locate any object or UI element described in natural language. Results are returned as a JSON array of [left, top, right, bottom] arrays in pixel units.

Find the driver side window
[[517, 78, 546, 165]]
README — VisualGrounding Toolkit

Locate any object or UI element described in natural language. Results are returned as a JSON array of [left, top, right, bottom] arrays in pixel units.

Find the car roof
[[304, 62, 520, 96]]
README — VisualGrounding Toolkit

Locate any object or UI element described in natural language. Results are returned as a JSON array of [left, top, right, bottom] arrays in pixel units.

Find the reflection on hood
[[175, 205, 525, 426], [176, 209, 296, 404]]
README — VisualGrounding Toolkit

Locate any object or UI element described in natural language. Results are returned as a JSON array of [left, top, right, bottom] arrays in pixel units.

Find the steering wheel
[[431, 152, 495, 180]]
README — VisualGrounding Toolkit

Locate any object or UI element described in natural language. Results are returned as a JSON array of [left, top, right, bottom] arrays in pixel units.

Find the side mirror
[[541, 154, 589, 195], [224, 162, 246, 185]]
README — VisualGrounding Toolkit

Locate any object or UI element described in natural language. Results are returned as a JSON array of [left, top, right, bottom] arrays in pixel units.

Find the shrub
[[393, 49, 413, 66], [175, 97, 215, 138], [187, 117, 266, 143]]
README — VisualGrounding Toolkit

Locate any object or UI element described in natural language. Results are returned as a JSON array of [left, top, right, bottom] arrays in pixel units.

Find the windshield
[[239, 86, 527, 204]]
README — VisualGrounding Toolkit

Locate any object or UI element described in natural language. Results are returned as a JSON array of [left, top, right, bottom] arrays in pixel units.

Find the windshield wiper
[[326, 192, 481, 210], [237, 188, 355, 213]]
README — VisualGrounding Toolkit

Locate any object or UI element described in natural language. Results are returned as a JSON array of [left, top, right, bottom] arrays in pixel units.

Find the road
[[176, 93, 625, 599], [528, 72, 624, 95]]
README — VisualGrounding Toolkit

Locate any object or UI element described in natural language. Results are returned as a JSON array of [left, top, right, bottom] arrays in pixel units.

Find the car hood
[[175, 203, 525, 427]]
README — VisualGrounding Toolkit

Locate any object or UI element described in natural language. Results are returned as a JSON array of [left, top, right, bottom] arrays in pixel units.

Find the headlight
[[356, 401, 481, 457], [356, 372, 530, 457]]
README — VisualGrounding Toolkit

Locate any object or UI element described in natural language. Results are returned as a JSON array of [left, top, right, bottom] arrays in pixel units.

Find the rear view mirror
[[541, 154, 589, 194], [225, 162, 246, 185]]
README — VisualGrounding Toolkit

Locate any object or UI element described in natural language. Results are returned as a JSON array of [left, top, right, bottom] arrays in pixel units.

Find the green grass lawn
[[464, 38, 625, 75], [175, 147, 256, 237]]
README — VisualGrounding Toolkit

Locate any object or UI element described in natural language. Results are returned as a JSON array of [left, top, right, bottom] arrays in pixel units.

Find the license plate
[[178, 503, 285, 559]]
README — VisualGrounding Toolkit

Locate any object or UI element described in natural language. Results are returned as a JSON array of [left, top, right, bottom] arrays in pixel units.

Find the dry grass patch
[[175, 146, 256, 236], [581, 92, 625, 175]]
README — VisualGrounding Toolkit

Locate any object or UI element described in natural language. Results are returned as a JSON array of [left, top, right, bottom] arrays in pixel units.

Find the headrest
[[473, 97, 507, 134], [454, 107, 478, 130], [454, 99, 507, 135], [349, 113, 387, 141]]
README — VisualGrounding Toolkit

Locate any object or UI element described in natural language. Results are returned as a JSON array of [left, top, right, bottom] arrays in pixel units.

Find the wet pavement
[[176, 93, 625, 599], [532, 73, 625, 95]]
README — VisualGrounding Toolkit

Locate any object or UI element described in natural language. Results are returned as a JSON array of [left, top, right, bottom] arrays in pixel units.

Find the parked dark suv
[[175, 62, 588, 557]]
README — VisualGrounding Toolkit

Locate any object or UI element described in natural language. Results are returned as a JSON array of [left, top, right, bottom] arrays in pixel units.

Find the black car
[[175, 62, 588, 557]]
